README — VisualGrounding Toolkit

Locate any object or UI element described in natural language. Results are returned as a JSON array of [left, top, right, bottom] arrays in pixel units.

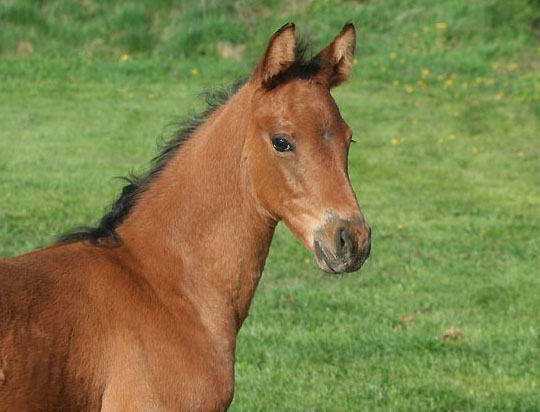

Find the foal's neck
[[118, 86, 276, 335]]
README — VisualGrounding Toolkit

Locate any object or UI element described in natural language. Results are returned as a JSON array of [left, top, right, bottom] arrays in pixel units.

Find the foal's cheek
[[246, 141, 285, 216]]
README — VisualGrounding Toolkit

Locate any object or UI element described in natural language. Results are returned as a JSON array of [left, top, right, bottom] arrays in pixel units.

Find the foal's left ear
[[251, 23, 296, 86], [316, 23, 356, 88]]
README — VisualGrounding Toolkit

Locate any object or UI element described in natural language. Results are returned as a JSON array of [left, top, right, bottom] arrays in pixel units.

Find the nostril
[[343, 229, 353, 251], [334, 228, 345, 256], [335, 227, 354, 258]]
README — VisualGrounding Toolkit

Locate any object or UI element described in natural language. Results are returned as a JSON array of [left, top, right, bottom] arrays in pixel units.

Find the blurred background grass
[[1, 0, 540, 410], [2, 0, 540, 90]]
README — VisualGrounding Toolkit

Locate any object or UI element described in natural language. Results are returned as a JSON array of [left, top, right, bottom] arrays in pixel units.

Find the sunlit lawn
[[1, 0, 540, 410]]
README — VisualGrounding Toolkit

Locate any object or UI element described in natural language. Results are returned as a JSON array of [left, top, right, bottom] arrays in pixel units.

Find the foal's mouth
[[313, 238, 370, 274], [314, 240, 338, 273]]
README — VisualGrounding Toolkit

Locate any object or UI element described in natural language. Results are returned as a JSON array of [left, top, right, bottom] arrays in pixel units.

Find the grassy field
[[1, 0, 540, 410]]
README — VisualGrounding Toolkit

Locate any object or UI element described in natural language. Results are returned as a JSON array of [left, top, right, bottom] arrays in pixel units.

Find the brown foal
[[0, 23, 370, 411]]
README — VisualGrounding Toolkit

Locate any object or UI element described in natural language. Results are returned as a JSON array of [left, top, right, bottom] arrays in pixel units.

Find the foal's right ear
[[251, 23, 296, 86]]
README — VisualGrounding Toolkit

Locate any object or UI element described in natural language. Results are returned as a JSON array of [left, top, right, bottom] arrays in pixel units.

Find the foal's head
[[244, 23, 371, 273]]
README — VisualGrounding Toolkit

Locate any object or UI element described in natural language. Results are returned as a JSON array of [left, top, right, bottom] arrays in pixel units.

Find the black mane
[[59, 40, 321, 247], [58, 84, 240, 246]]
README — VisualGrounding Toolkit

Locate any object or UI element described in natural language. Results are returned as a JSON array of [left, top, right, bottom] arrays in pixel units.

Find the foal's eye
[[272, 137, 294, 152]]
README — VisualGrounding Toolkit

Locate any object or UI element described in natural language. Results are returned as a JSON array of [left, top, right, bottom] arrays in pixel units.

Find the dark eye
[[272, 137, 294, 152]]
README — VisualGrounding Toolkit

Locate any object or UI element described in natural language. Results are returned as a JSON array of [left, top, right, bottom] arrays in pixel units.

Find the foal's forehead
[[256, 80, 343, 125]]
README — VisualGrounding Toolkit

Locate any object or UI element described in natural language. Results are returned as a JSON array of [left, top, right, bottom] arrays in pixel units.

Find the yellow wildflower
[[517, 151, 524, 158], [389, 52, 397, 60], [120, 53, 130, 62], [396, 223, 405, 230], [399, 57, 406, 65], [392, 80, 400, 87], [421, 68, 431, 78], [449, 134, 456, 141], [190, 67, 199, 76], [493, 92, 504, 101], [444, 79, 454, 88], [461, 82, 469, 89], [506, 62, 519, 72], [472, 147, 478, 154], [435, 22, 447, 30], [423, 26, 430, 32], [437, 137, 444, 144], [126, 92, 134, 99], [417, 79, 427, 89], [404, 85, 414, 93], [381, 66, 387, 73], [391, 138, 400, 146], [353, 58, 358, 66]]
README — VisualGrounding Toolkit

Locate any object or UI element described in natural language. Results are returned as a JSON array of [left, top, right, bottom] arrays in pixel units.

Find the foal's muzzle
[[313, 216, 371, 273]]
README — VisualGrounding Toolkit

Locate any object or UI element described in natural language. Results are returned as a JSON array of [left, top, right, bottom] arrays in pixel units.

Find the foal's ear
[[251, 23, 296, 86], [316, 23, 356, 88]]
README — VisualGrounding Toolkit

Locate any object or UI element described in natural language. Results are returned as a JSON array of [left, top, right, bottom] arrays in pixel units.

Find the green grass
[[1, 0, 540, 410]]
